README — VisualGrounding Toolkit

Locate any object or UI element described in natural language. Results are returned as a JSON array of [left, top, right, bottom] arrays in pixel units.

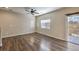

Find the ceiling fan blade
[[31, 9, 36, 11], [34, 12, 39, 14], [25, 10, 30, 12], [33, 10, 36, 11], [30, 12, 34, 15]]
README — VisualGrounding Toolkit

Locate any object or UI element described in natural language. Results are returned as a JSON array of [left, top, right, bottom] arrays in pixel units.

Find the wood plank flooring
[[0, 33, 79, 51]]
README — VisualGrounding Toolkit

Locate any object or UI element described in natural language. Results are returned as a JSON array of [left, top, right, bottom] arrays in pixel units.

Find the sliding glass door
[[68, 14, 79, 44]]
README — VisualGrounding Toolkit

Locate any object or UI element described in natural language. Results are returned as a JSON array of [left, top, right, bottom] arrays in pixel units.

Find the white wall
[[0, 7, 35, 38], [36, 7, 79, 41]]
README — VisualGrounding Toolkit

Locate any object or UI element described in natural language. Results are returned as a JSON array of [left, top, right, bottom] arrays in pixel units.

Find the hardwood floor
[[0, 33, 79, 51]]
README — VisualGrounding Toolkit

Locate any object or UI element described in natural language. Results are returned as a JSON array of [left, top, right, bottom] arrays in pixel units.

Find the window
[[68, 15, 79, 24], [41, 19, 50, 29]]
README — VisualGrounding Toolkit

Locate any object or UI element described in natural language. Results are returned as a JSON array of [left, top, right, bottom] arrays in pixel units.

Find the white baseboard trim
[[2, 32, 35, 38], [36, 32, 66, 41]]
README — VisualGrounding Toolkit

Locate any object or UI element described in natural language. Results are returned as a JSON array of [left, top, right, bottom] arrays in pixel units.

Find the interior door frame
[[65, 16, 69, 41]]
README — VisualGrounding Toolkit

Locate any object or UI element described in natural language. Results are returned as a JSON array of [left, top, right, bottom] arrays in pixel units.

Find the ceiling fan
[[25, 8, 39, 15]]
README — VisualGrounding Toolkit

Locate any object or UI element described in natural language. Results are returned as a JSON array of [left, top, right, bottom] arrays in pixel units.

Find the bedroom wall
[[36, 7, 79, 41], [0, 7, 35, 38]]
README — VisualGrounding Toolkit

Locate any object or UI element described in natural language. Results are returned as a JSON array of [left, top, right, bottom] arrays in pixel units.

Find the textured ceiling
[[0, 7, 62, 16], [25, 7, 62, 16]]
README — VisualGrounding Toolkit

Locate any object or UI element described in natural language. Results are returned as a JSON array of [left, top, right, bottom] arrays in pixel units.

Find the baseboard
[[2, 32, 35, 38], [35, 32, 67, 42], [35, 32, 79, 45]]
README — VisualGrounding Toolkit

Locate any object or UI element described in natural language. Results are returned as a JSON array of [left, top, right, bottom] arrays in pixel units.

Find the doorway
[[67, 14, 79, 44]]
